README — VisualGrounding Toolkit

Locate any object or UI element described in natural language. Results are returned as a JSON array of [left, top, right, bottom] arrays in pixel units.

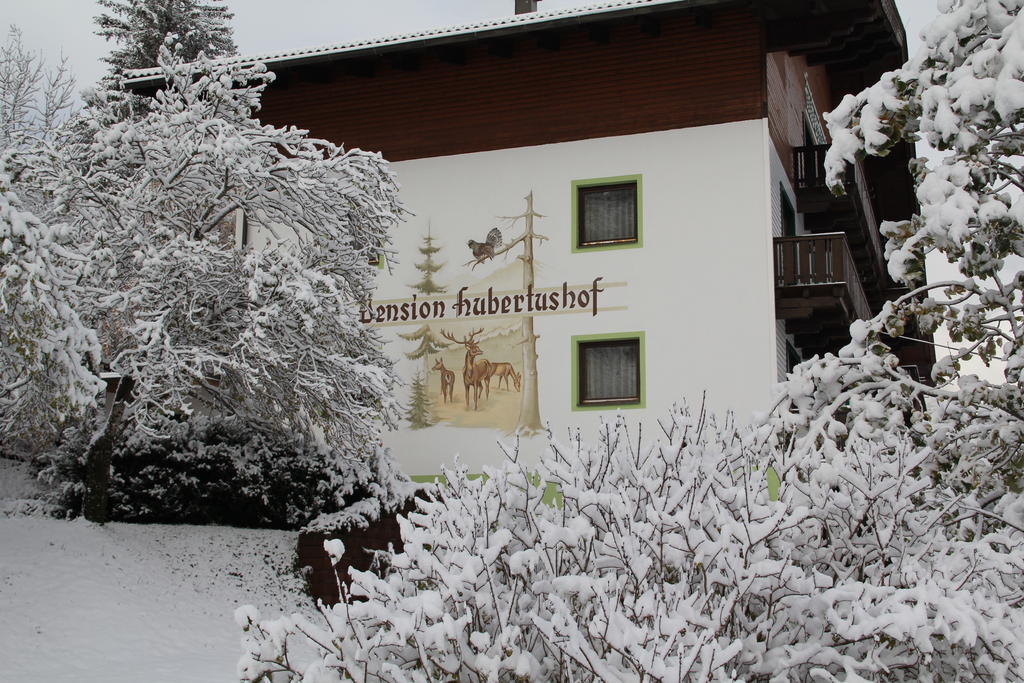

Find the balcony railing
[[774, 233, 871, 321], [794, 145, 830, 190], [793, 144, 886, 288]]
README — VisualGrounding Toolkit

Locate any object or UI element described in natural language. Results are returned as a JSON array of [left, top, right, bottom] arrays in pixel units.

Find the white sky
[[6, 0, 939, 92]]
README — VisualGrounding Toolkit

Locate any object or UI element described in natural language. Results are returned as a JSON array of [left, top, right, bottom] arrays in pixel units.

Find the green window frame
[[571, 174, 643, 252], [571, 331, 646, 411]]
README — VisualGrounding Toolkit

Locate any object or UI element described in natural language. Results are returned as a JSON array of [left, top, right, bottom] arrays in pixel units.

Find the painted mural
[[363, 193, 622, 435]]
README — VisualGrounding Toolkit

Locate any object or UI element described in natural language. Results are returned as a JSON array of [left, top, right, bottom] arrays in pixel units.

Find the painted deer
[[486, 362, 521, 392], [441, 328, 492, 410], [431, 358, 455, 404]]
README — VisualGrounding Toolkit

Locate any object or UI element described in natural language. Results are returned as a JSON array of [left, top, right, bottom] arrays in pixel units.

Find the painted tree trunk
[[516, 192, 543, 434]]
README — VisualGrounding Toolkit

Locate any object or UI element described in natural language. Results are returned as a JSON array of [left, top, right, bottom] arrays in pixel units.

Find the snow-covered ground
[[0, 460, 314, 682]]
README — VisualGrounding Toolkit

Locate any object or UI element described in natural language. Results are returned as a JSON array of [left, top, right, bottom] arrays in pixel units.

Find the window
[[571, 175, 642, 251], [572, 332, 645, 410]]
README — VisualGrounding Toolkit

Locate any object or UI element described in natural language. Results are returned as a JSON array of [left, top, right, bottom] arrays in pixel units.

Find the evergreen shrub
[[40, 417, 398, 529]]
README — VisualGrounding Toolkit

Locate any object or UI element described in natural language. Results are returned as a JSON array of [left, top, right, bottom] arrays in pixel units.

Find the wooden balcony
[[775, 233, 872, 357], [793, 144, 888, 303]]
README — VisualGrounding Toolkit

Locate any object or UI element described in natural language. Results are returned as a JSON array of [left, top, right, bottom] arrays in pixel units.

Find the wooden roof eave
[[122, 0, 751, 91]]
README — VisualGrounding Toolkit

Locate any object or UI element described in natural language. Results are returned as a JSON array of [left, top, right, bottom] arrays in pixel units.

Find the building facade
[[130, 0, 930, 476]]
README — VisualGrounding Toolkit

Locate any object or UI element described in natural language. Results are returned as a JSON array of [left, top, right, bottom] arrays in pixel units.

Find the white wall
[[374, 119, 777, 474]]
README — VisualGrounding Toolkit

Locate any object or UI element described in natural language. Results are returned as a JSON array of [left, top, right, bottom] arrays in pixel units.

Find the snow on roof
[[123, 0, 695, 86]]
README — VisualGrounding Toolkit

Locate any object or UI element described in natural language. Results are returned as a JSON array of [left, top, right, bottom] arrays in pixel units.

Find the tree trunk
[[82, 377, 133, 523]]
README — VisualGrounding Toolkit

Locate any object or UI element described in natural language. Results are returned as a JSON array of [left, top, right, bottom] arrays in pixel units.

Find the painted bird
[[467, 227, 503, 268]]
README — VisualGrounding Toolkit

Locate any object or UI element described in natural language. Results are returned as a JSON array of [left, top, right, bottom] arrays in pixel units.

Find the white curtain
[[583, 341, 639, 401], [582, 186, 635, 242]]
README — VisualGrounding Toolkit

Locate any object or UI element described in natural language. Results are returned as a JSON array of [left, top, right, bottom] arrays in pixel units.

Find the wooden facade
[[766, 52, 831, 181], [256, 8, 764, 161]]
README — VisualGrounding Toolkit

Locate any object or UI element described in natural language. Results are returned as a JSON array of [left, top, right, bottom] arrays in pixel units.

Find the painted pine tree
[[405, 372, 434, 429], [400, 226, 449, 397], [411, 226, 446, 295], [398, 326, 448, 361]]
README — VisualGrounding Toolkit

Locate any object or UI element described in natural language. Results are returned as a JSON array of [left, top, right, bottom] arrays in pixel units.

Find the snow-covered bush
[[38, 417, 411, 530], [237, 406, 1024, 681]]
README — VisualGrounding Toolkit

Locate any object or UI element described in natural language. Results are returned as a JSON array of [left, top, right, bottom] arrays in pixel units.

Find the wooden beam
[[766, 9, 877, 53], [639, 17, 661, 37], [345, 60, 375, 78], [588, 25, 611, 44], [437, 45, 467, 65], [809, 35, 895, 68], [801, 28, 890, 66], [487, 38, 514, 58], [537, 33, 561, 51], [389, 53, 420, 72]]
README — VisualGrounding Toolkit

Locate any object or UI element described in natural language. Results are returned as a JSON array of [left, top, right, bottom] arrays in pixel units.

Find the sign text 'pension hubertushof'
[[361, 277, 607, 326]]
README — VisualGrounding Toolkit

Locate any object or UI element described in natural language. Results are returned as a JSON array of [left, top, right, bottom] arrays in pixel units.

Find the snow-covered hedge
[[237, 406, 1024, 681], [40, 417, 411, 530]]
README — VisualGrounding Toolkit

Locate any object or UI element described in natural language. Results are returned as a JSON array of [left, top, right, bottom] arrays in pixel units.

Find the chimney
[[515, 0, 538, 14]]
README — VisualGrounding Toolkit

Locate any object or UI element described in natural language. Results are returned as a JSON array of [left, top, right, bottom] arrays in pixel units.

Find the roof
[[122, 0, 710, 88]]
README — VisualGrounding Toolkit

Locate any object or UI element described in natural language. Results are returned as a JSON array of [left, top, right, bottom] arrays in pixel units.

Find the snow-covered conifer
[[95, 0, 236, 75]]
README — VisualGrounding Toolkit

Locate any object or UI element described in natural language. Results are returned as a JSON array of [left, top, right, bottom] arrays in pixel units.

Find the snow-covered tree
[[0, 158, 101, 444], [0, 29, 95, 446], [33, 44, 402, 477], [95, 0, 236, 75], [766, 0, 1024, 501], [0, 26, 76, 149], [238, 406, 1024, 681]]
